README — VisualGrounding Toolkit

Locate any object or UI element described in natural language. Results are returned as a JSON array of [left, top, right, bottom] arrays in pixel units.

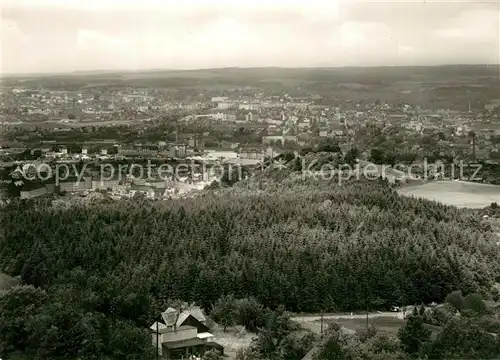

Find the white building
[[211, 96, 228, 103]]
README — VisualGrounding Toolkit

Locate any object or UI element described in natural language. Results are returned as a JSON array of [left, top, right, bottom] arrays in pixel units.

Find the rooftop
[[150, 323, 197, 334]]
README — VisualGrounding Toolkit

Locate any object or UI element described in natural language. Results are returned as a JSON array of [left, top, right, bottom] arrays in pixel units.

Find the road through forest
[[291, 307, 415, 323]]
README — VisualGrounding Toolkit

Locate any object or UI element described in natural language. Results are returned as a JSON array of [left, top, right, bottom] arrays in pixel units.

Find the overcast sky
[[1, 0, 499, 74]]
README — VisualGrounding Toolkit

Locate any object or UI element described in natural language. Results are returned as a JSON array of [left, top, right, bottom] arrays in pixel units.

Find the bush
[[235, 347, 260, 360], [210, 295, 237, 332], [357, 325, 378, 342], [202, 349, 223, 360], [425, 317, 500, 359], [279, 330, 317, 360], [426, 307, 453, 326], [313, 326, 360, 360], [361, 334, 408, 360], [445, 290, 465, 311], [235, 297, 265, 332], [464, 293, 488, 316], [398, 315, 431, 356], [364, 334, 402, 354]]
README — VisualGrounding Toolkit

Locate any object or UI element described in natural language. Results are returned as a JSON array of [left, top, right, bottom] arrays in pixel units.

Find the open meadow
[[211, 325, 254, 360], [299, 316, 442, 338], [397, 180, 500, 208]]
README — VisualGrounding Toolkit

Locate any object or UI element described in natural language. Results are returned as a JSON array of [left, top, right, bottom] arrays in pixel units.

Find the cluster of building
[[0, 138, 274, 200], [176, 95, 499, 160], [2, 83, 500, 180], [9, 161, 215, 200]]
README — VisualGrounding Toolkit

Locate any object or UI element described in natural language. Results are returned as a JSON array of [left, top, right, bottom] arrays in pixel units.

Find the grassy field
[[332, 317, 404, 335], [211, 325, 255, 360], [301, 317, 442, 340], [398, 180, 500, 208]]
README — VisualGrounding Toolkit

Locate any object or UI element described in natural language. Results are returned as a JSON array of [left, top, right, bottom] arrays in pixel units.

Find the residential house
[[132, 185, 155, 200], [240, 148, 264, 160], [266, 119, 283, 126], [298, 119, 310, 131], [484, 99, 500, 111], [150, 308, 223, 360], [211, 96, 228, 103], [92, 177, 120, 191], [210, 112, 227, 121], [118, 147, 159, 157], [175, 309, 209, 333], [217, 101, 233, 110], [170, 144, 188, 159]]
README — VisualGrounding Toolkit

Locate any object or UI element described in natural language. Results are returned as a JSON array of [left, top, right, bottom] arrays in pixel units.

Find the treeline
[[0, 176, 499, 358], [0, 285, 157, 360]]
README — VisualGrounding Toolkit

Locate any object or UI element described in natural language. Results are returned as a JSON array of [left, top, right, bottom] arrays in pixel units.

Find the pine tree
[[419, 304, 426, 316], [210, 295, 237, 332], [398, 315, 431, 356]]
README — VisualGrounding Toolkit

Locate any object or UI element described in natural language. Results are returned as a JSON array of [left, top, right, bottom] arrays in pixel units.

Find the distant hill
[[1, 65, 498, 110], [2, 64, 499, 81]]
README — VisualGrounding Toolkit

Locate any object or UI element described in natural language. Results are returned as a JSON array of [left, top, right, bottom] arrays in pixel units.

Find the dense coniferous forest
[[1, 175, 499, 359]]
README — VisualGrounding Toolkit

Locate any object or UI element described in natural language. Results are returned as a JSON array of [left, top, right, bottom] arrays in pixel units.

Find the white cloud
[[77, 28, 127, 50], [0, 18, 26, 42], [435, 9, 500, 42], [339, 21, 398, 61], [0, 0, 497, 73], [1, 0, 339, 12], [398, 45, 415, 55], [1, 18, 31, 74]]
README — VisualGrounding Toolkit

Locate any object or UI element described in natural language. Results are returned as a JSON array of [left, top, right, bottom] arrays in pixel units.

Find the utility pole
[[320, 311, 324, 337], [156, 318, 159, 360], [470, 131, 476, 161], [366, 301, 369, 331], [365, 278, 369, 331], [472, 134, 476, 161]]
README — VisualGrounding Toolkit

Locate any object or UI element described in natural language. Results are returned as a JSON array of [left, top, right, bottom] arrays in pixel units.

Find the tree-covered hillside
[[0, 176, 499, 359]]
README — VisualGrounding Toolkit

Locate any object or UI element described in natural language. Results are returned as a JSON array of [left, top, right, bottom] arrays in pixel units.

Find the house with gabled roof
[[150, 307, 223, 360]]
